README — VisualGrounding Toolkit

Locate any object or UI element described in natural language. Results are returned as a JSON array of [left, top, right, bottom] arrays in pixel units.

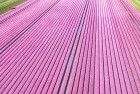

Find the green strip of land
[[0, 0, 24, 14], [131, 0, 140, 11], [0, 0, 8, 3]]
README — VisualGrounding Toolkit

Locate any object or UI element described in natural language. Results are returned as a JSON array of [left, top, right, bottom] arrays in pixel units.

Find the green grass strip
[[0, 0, 24, 14], [131, 0, 140, 11], [0, 0, 8, 3]]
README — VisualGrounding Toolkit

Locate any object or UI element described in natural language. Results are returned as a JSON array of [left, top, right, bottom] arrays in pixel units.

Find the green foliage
[[131, 0, 140, 11], [0, 0, 24, 14], [0, 0, 8, 3]]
